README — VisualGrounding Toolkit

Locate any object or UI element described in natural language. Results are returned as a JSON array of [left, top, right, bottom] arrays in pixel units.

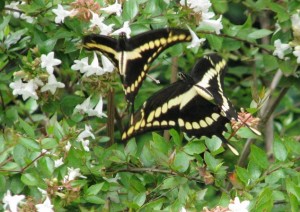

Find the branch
[[197, 30, 273, 54], [107, 88, 115, 146], [111, 167, 203, 183]]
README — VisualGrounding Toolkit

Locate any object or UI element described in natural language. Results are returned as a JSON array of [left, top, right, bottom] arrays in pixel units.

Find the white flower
[[273, 39, 291, 59], [84, 53, 104, 76], [71, 57, 89, 73], [52, 4, 75, 24], [41, 52, 61, 74], [111, 21, 131, 38], [75, 96, 107, 118], [181, 0, 212, 14], [291, 13, 300, 33], [101, 54, 115, 73], [9, 79, 40, 100], [101, 0, 122, 16], [77, 124, 95, 141], [201, 13, 223, 34], [65, 141, 71, 152], [90, 12, 114, 35], [74, 96, 92, 114], [87, 96, 107, 118], [90, 11, 105, 28], [3, 190, 25, 212], [5, 1, 22, 18], [5, 1, 34, 23], [293, 46, 300, 63], [187, 27, 206, 48], [41, 74, 65, 95], [81, 139, 90, 151], [64, 167, 86, 182], [228, 197, 250, 212], [37, 188, 48, 197], [54, 157, 64, 168], [180, 207, 187, 212], [36, 196, 54, 212]]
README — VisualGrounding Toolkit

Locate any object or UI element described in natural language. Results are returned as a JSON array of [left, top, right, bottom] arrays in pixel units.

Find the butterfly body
[[122, 54, 237, 142], [83, 28, 192, 104]]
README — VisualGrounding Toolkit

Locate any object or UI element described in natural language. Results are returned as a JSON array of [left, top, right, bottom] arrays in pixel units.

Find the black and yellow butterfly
[[83, 28, 192, 106], [122, 54, 237, 142]]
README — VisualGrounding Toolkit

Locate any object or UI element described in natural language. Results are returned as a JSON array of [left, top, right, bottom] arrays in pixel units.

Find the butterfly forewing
[[83, 28, 192, 104], [83, 34, 119, 66]]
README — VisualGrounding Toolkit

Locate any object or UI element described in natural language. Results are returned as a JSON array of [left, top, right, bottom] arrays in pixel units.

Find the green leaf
[[38, 157, 54, 177], [19, 137, 40, 151], [205, 136, 222, 152], [204, 152, 220, 172], [21, 173, 39, 186], [169, 129, 181, 147], [248, 29, 272, 39], [85, 196, 105, 204], [206, 34, 223, 51], [250, 145, 269, 169], [41, 138, 58, 149], [289, 193, 299, 212], [161, 176, 187, 190], [172, 151, 193, 173], [273, 135, 287, 161], [183, 140, 206, 155], [254, 187, 273, 211], [122, 0, 139, 20], [140, 197, 165, 211], [263, 54, 278, 71], [286, 178, 300, 201], [86, 183, 105, 196], [19, 118, 35, 138], [60, 95, 84, 116], [236, 166, 250, 185], [13, 144, 27, 167], [133, 192, 146, 207]]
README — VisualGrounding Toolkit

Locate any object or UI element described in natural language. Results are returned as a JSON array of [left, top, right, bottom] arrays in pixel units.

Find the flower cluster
[[5, 1, 34, 23], [180, 0, 223, 35], [231, 109, 261, 136], [200, 196, 250, 212], [9, 52, 65, 101], [71, 52, 114, 77], [272, 12, 300, 63]]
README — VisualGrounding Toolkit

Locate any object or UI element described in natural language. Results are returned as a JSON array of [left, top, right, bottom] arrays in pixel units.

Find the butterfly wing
[[190, 54, 237, 120], [122, 80, 191, 141], [123, 28, 192, 103], [82, 34, 119, 66]]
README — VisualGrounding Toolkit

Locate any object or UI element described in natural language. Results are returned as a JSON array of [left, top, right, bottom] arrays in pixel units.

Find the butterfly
[[83, 28, 192, 107], [122, 54, 237, 143]]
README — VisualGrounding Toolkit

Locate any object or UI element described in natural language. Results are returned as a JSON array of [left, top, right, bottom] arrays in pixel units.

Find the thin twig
[[107, 88, 115, 146]]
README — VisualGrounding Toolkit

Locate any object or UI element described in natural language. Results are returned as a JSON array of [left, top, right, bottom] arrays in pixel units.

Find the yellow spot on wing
[[155, 107, 161, 118], [205, 117, 214, 125], [147, 111, 155, 123], [169, 121, 175, 126], [161, 120, 168, 126], [200, 120, 208, 128], [185, 122, 192, 130], [192, 122, 200, 129], [212, 113, 220, 121], [178, 118, 184, 127], [162, 103, 168, 114]]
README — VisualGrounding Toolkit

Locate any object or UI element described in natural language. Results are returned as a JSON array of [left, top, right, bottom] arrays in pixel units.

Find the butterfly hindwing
[[83, 28, 192, 104], [122, 81, 191, 140]]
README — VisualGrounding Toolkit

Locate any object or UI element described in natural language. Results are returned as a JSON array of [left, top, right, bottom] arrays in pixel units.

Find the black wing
[[190, 54, 237, 120], [83, 28, 192, 104], [82, 34, 119, 66], [121, 80, 191, 141], [122, 54, 237, 142]]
